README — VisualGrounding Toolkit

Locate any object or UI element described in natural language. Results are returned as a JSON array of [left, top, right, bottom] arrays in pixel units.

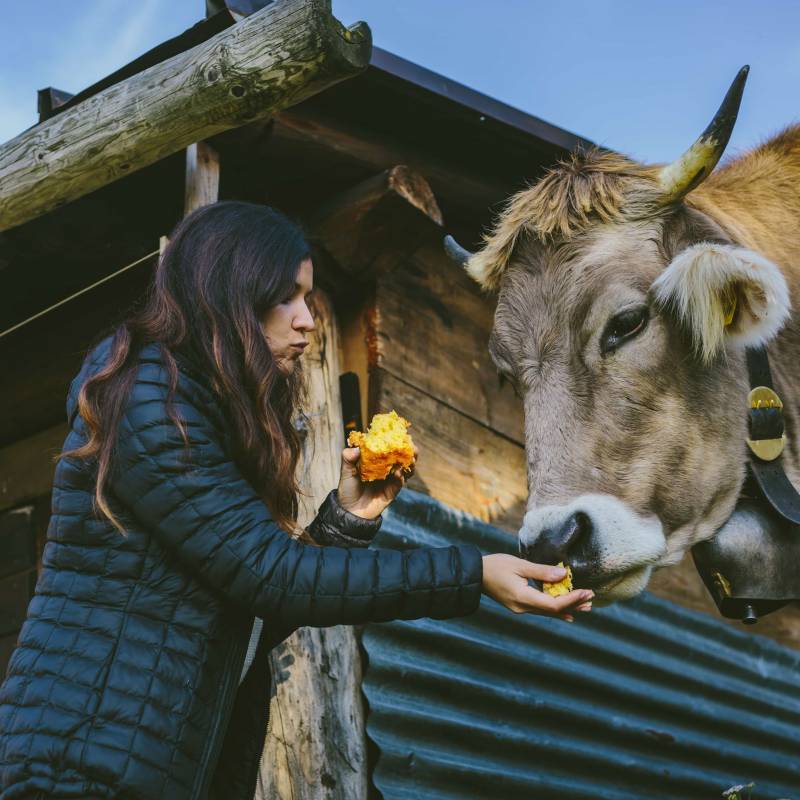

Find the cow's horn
[[657, 65, 749, 203], [443, 235, 474, 266]]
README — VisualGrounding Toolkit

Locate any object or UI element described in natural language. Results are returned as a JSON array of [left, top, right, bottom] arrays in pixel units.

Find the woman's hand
[[481, 554, 594, 622], [337, 445, 418, 520]]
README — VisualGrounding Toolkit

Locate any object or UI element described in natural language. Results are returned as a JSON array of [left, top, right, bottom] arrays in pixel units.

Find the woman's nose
[[296, 302, 316, 332]]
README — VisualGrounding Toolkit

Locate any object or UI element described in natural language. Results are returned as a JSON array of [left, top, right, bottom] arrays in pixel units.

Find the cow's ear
[[651, 243, 790, 363]]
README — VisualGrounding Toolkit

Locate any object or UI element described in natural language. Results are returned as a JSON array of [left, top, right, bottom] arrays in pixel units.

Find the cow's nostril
[[559, 511, 593, 557], [524, 510, 594, 566]]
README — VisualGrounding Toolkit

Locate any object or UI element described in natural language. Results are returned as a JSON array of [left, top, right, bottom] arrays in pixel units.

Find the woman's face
[[260, 258, 316, 374]]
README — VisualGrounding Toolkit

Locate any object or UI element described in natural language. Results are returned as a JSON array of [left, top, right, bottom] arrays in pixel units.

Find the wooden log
[[309, 165, 443, 279], [0, 0, 371, 232], [258, 288, 367, 799]]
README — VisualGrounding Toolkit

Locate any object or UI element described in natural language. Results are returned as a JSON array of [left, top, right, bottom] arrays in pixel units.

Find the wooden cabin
[[1, 1, 798, 797]]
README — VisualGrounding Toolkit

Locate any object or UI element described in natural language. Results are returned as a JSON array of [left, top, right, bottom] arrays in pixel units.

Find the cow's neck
[[688, 125, 800, 489]]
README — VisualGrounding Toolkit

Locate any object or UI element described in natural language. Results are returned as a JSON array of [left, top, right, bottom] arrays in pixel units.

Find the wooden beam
[[0, 0, 370, 232], [259, 288, 367, 798], [273, 109, 511, 227], [309, 165, 443, 280]]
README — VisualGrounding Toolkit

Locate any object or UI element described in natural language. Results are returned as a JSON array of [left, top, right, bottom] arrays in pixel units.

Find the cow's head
[[446, 67, 792, 602]]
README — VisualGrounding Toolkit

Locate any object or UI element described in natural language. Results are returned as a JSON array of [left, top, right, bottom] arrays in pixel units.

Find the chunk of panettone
[[542, 562, 573, 597], [347, 410, 415, 481]]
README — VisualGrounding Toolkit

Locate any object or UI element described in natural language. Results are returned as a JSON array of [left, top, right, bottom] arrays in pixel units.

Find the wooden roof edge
[[368, 46, 595, 155]]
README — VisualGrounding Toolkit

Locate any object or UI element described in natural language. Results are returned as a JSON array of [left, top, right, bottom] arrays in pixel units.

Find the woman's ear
[[651, 242, 790, 363]]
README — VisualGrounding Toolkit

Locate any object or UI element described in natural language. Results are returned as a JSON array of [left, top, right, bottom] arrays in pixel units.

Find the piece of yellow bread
[[347, 410, 415, 481], [542, 562, 573, 597]]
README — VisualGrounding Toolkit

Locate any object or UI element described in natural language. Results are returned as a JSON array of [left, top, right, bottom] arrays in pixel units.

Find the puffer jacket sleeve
[[105, 357, 483, 629], [306, 489, 382, 548]]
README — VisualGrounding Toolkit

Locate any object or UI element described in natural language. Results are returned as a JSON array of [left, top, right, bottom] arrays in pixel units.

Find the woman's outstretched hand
[[336, 445, 418, 520], [482, 554, 594, 622]]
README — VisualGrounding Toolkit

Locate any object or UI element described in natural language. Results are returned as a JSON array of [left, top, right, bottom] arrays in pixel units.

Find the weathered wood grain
[[370, 367, 527, 532], [374, 240, 524, 444], [184, 141, 220, 214], [258, 288, 367, 800], [0, 0, 371, 232]]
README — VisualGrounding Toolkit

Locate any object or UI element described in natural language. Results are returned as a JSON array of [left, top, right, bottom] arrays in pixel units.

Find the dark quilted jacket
[[0, 336, 483, 799]]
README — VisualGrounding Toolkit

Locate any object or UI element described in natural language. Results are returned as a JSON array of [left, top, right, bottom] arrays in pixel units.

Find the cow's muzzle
[[519, 494, 666, 593]]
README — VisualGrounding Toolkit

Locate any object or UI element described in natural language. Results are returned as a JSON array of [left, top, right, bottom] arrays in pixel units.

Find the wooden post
[[0, 0, 371, 232], [258, 288, 367, 799], [184, 142, 220, 214]]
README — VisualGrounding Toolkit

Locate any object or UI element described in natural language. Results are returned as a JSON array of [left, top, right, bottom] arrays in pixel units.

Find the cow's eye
[[601, 306, 649, 354]]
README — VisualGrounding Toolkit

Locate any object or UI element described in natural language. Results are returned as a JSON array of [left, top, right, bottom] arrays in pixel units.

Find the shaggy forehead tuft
[[467, 149, 659, 291]]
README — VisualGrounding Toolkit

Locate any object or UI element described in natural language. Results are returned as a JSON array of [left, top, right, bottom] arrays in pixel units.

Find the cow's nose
[[521, 511, 593, 566]]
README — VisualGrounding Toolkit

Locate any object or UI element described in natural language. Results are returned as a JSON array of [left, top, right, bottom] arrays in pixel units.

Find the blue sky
[[1, 1, 798, 164]]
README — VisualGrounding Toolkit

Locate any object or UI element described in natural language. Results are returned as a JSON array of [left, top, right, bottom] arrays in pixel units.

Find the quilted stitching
[[0, 336, 483, 799]]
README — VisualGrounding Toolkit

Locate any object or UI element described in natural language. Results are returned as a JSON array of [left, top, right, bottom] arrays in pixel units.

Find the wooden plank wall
[[368, 241, 527, 532], [366, 240, 800, 649]]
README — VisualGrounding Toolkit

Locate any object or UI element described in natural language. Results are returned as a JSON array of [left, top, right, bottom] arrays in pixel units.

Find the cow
[[445, 66, 800, 604]]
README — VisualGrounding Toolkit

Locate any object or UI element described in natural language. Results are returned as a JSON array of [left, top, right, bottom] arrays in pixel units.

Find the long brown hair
[[61, 201, 312, 538]]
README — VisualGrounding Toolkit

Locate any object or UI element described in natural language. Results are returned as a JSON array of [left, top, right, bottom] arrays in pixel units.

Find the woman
[[0, 201, 593, 800]]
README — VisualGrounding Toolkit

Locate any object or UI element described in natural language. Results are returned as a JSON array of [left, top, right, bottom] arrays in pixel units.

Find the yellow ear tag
[[721, 286, 737, 327]]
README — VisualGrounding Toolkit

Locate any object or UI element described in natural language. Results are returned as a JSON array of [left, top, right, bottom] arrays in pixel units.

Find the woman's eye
[[601, 306, 649, 355]]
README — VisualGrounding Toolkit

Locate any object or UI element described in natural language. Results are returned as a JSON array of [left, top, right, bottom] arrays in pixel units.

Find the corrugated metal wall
[[362, 490, 800, 800]]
